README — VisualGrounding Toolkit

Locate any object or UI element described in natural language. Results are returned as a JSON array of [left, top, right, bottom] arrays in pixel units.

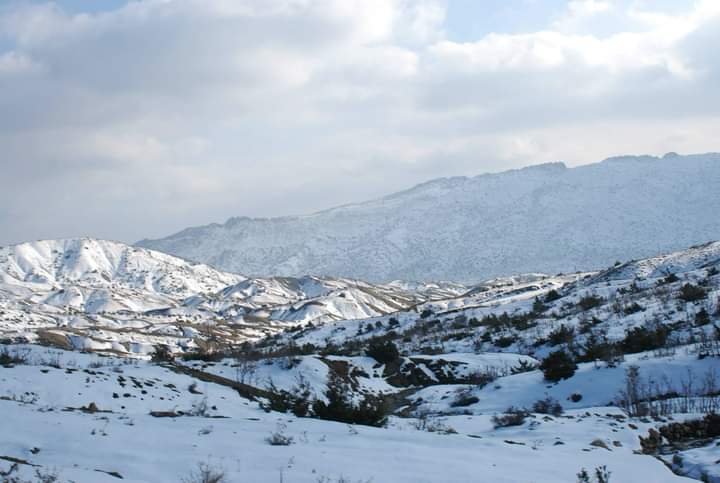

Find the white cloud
[[0, 0, 719, 245]]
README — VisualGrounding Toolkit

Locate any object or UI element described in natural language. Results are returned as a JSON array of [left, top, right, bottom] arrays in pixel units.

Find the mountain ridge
[[137, 152, 720, 283]]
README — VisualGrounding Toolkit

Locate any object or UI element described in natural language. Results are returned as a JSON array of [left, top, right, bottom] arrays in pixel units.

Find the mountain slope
[[0, 239, 462, 352], [137, 152, 720, 283]]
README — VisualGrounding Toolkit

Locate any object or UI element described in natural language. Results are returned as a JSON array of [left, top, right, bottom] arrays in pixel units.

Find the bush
[[544, 289, 562, 303], [450, 388, 479, 408], [540, 350, 577, 382], [0, 347, 30, 366], [678, 283, 706, 302], [494, 335, 517, 348], [695, 308, 711, 326], [578, 295, 604, 311], [547, 325, 575, 346], [366, 340, 400, 365], [658, 413, 720, 443], [621, 325, 668, 354], [492, 407, 529, 428], [577, 466, 611, 483], [578, 333, 621, 365], [151, 344, 174, 363], [181, 462, 227, 483], [261, 376, 313, 417], [312, 373, 388, 427], [658, 273, 679, 285], [623, 303, 644, 315], [532, 297, 548, 314], [265, 424, 294, 446], [532, 396, 563, 416], [510, 359, 539, 375]]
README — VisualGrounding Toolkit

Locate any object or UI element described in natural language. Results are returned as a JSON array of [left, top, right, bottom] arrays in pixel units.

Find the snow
[[1, 235, 719, 482], [0, 239, 456, 353], [0, 345, 697, 482], [138, 153, 720, 283]]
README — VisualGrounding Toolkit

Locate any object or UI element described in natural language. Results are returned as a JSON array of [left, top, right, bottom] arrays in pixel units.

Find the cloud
[[0, 0, 719, 245]]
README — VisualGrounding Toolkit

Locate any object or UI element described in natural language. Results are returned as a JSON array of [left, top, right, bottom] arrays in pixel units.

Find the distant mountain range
[[137, 152, 720, 282]]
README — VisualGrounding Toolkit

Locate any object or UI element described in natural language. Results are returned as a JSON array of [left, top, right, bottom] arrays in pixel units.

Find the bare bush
[[577, 466, 611, 483], [181, 462, 227, 483], [0, 346, 30, 366], [617, 366, 720, 417], [532, 395, 563, 416], [492, 407, 529, 428]]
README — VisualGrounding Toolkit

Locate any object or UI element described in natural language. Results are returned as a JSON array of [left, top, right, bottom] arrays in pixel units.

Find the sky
[[1, 0, 719, 246]]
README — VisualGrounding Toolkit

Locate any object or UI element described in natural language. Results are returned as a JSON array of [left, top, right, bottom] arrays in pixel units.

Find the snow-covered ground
[[1, 240, 719, 482], [0, 345, 701, 483]]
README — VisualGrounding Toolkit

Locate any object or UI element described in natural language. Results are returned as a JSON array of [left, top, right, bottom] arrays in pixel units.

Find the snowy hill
[[0, 239, 462, 353], [138, 152, 720, 282], [1, 241, 719, 482]]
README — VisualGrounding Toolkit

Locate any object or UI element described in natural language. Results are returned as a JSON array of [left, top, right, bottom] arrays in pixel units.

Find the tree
[[366, 339, 400, 365], [544, 289, 562, 303], [312, 372, 388, 427], [532, 297, 547, 314], [540, 350, 577, 382], [678, 283, 706, 302]]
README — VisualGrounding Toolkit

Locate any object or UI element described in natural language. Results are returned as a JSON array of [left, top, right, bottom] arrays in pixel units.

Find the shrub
[[261, 376, 313, 417], [265, 424, 294, 446], [450, 388, 479, 408], [578, 295, 604, 311], [180, 349, 223, 363], [547, 325, 575, 346], [510, 359, 539, 375], [578, 333, 620, 364], [532, 297, 548, 314], [540, 350, 577, 382], [366, 340, 400, 365], [577, 466, 611, 483], [658, 273, 679, 285], [623, 303, 644, 315], [532, 396, 563, 416], [695, 308, 711, 326], [544, 289, 562, 303], [494, 335, 517, 348], [420, 309, 433, 319], [312, 373, 388, 427], [658, 413, 720, 443], [492, 407, 529, 428], [181, 462, 227, 483], [621, 325, 668, 354], [0, 347, 30, 366], [570, 393, 583, 403], [151, 344, 174, 363], [678, 283, 706, 302]]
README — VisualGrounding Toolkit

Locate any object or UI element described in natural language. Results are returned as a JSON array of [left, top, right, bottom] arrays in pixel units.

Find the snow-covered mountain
[[0, 238, 463, 352], [138, 152, 720, 283], [2, 240, 719, 482]]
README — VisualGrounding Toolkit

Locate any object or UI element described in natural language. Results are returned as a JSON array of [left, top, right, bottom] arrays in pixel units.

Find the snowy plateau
[[1, 232, 720, 482], [138, 152, 720, 283]]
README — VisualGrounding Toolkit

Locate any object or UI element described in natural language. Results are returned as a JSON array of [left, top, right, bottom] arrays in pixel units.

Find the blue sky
[[0, 0, 718, 245], [446, 0, 568, 39]]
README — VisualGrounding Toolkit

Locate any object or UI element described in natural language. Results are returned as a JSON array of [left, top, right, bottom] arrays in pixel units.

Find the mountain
[[137, 152, 720, 283], [2, 240, 718, 482], [0, 238, 464, 352]]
